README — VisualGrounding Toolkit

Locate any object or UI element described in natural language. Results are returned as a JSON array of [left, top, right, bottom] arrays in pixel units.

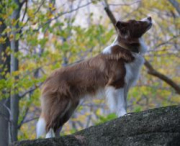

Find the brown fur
[[41, 45, 134, 132], [39, 17, 152, 134]]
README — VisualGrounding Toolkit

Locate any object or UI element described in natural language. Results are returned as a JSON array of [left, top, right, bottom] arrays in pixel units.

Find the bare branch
[[104, 7, 117, 30], [103, 0, 117, 30], [153, 35, 180, 51], [144, 60, 180, 94], [19, 82, 43, 99], [19, 0, 46, 37], [33, 1, 92, 32], [18, 107, 29, 129], [168, 0, 180, 15], [54, 1, 92, 18], [21, 0, 28, 22], [21, 117, 39, 124], [20, 0, 27, 7], [34, 0, 46, 15], [108, 0, 141, 6]]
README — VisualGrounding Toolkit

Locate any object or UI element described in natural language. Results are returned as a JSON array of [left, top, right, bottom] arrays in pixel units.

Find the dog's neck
[[112, 36, 147, 54]]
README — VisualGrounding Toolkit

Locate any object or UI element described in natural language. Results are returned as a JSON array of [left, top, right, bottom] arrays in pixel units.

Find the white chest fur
[[125, 53, 145, 87], [124, 38, 147, 87]]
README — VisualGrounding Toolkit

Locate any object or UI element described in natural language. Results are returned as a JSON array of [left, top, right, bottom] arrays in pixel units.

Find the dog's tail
[[36, 114, 46, 138]]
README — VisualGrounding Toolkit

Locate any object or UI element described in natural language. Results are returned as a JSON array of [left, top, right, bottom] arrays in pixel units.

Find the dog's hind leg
[[45, 96, 79, 137], [54, 99, 79, 137], [36, 114, 46, 138], [55, 126, 62, 137], [44, 97, 70, 138]]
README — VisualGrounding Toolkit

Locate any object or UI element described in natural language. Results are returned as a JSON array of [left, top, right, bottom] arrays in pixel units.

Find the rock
[[11, 105, 180, 146]]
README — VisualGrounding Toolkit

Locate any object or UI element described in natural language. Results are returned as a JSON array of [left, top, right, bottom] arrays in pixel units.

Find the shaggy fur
[[36, 17, 152, 138]]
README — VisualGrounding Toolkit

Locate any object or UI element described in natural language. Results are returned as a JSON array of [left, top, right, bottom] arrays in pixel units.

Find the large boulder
[[11, 105, 180, 146]]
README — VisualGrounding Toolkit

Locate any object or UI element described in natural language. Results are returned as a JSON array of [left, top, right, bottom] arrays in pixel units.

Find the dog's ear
[[116, 21, 129, 38], [115, 21, 127, 28]]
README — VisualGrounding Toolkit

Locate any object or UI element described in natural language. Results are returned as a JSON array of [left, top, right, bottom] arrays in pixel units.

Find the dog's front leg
[[105, 87, 127, 117], [116, 88, 127, 117]]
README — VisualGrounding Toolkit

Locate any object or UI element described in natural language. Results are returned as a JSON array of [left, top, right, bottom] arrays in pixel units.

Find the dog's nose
[[147, 16, 152, 21]]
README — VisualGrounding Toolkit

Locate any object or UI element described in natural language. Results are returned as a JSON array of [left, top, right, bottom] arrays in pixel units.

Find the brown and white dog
[[36, 17, 152, 138]]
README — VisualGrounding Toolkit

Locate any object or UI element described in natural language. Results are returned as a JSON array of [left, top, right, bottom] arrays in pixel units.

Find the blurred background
[[0, 0, 180, 145]]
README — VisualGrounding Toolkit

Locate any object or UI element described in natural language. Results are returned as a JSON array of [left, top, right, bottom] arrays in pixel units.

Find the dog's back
[[37, 48, 135, 138]]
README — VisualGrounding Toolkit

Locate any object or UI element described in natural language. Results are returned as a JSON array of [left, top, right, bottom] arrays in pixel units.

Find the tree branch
[[21, 0, 28, 22], [18, 107, 29, 129], [168, 0, 180, 15], [21, 117, 38, 124], [103, 0, 117, 30], [144, 60, 180, 94], [33, 1, 92, 32], [19, 82, 43, 99], [104, 7, 117, 30], [108, 0, 141, 6]]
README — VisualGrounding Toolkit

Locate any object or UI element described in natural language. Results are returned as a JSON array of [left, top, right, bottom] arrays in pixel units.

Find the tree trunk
[[11, 105, 180, 146], [0, 99, 10, 146], [10, 0, 21, 142], [0, 5, 11, 146]]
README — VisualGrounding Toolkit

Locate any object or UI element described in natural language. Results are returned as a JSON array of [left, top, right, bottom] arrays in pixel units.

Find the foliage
[[95, 113, 117, 125]]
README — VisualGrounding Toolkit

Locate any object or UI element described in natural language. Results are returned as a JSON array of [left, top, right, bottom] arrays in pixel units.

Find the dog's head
[[116, 17, 152, 39]]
